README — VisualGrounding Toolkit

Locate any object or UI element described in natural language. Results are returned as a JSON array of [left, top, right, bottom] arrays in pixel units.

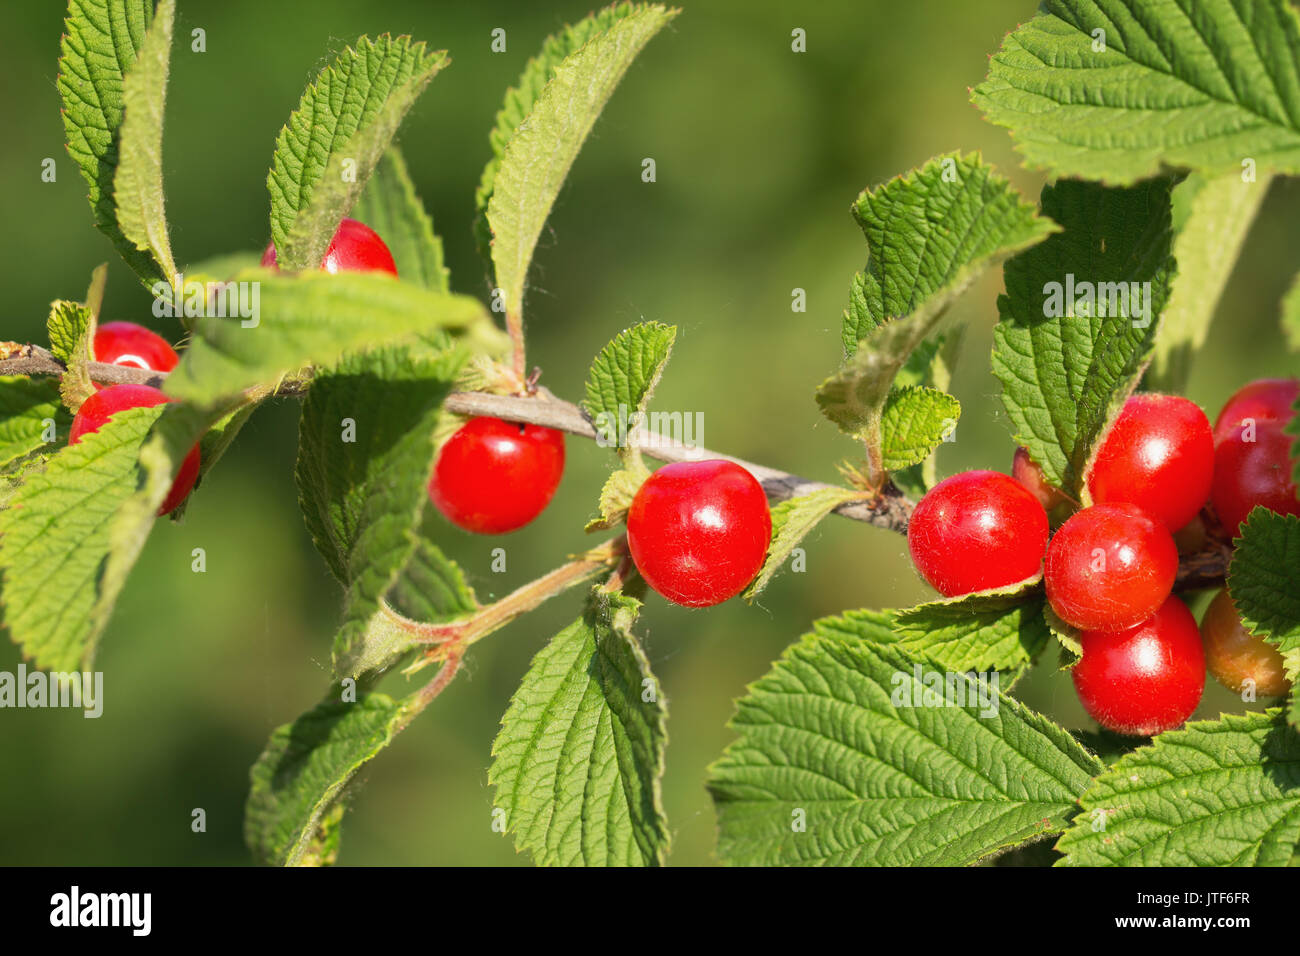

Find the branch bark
[[442, 389, 915, 533], [0, 344, 168, 388], [0, 344, 1229, 588]]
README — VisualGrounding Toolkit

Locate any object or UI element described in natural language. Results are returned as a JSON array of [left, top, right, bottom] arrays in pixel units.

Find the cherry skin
[[93, 321, 179, 373], [1210, 422, 1300, 536], [1072, 595, 1205, 737], [428, 416, 565, 534], [1044, 503, 1178, 632], [1012, 447, 1068, 512], [1201, 588, 1291, 698], [1086, 393, 1214, 532], [69, 384, 200, 517], [625, 459, 771, 608], [1213, 377, 1299, 444], [260, 217, 398, 276], [907, 470, 1049, 597]]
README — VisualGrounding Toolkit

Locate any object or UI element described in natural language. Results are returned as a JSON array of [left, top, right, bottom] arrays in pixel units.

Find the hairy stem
[[383, 537, 625, 646], [506, 309, 527, 386], [398, 649, 465, 729]]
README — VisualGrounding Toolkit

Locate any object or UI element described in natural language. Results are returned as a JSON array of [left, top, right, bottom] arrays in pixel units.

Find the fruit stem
[[601, 554, 636, 593]]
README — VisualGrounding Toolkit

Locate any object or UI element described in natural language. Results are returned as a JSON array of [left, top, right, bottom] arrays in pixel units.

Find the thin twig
[[391, 649, 466, 732], [383, 537, 625, 644], [442, 389, 917, 533]]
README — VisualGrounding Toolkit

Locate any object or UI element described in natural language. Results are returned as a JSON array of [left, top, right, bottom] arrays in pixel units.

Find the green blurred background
[[1, 0, 1297, 866]]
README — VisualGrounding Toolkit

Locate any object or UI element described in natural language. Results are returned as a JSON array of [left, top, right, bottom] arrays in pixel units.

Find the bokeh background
[[1, 0, 1297, 866]]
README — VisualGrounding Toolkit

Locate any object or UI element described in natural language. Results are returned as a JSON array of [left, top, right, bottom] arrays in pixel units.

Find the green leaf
[[892, 330, 961, 495], [0, 455, 52, 510], [1056, 710, 1300, 866], [1282, 267, 1300, 353], [485, 5, 676, 325], [112, 0, 177, 284], [340, 537, 480, 683], [58, 0, 159, 282], [879, 386, 960, 470], [352, 147, 449, 292], [893, 586, 1050, 674], [584, 458, 651, 532], [295, 347, 464, 680], [47, 303, 91, 368], [490, 588, 669, 866], [743, 487, 860, 602], [0, 378, 68, 469], [583, 322, 677, 448], [267, 35, 448, 270], [52, 268, 110, 414], [1045, 603, 1084, 668], [707, 638, 1102, 866], [992, 177, 1176, 495], [385, 537, 477, 623], [810, 606, 899, 644], [162, 270, 505, 406], [841, 152, 1057, 355], [475, 2, 642, 268], [1149, 172, 1273, 391], [283, 80, 448, 275], [1229, 510, 1300, 687], [245, 689, 420, 866], [819, 156, 1054, 463], [0, 405, 161, 671], [47, 263, 106, 365], [974, 0, 1300, 184]]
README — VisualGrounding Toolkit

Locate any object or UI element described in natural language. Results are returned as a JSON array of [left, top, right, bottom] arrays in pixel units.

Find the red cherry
[[1072, 595, 1205, 737], [428, 416, 565, 534], [1044, 503, 1177, 632], [1213, 377, 1299, 444], [69, 384, 200, 516], [1086, 393, 1213, 531], [625, 459, 771, 607], [1201, 588, 1291, 698], [93, 321, 179, 372], [260, 217, 398, 276], [1210, 422, 1300, 536], [907, 470, 1049, 597], [1012, 447, 1068, 512]]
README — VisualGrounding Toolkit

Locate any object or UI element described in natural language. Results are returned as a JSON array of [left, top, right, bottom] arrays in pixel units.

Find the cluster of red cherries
[[69, 218, 399, 516], [908, 383, 1299, 737], [83, 217, 1293, 737], [431, 423, 771, 609], [74, 218, 775, 608]]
